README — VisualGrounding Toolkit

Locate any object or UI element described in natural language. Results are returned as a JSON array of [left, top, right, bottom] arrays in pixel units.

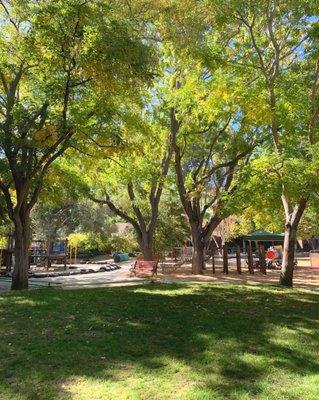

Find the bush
[[68, 228, 139, 255], [106, 229, 139, 254], [68, 232, 108, 253]]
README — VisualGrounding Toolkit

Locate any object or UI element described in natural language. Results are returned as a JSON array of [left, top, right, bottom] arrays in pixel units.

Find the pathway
[[0, 260, 147, 292]]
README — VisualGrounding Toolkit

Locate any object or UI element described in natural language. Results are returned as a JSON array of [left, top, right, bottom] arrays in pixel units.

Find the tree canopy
[[0, 0, 318, 288]]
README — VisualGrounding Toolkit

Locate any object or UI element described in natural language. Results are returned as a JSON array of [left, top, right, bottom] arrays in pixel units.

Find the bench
[[130, 260, 158, 277]]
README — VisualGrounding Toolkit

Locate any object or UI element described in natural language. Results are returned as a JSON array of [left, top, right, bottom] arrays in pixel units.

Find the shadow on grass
[[0, 283, 319, 399]]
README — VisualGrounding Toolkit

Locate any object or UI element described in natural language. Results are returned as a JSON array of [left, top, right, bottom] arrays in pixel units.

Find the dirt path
[[155, 257, 319, 291], [2, 257, 319, 292]]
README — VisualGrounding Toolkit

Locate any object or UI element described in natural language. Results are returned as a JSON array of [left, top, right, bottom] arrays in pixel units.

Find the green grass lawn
[[0, 283, 319, 400]]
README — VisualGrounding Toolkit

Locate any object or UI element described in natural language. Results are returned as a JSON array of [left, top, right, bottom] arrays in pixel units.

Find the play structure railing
[[160, 246, 193, 273], [158, 244, 273, 275], [0, 238, 68, 274]]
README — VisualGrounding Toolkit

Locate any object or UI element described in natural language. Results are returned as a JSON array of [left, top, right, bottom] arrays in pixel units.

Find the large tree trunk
[[141, 239, 153, 261], [137, 230, 154, 261], [11, 215, 31, 290], [280, 198, 307, 287], [191, 230, 205, 274], [280, 222, 297, 287]]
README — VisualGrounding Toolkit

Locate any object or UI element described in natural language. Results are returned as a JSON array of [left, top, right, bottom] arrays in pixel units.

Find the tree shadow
[[0, 283, 319, 399]]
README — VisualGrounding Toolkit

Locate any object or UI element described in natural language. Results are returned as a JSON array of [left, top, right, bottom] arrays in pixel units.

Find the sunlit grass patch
[[0, 283, 319, 399]]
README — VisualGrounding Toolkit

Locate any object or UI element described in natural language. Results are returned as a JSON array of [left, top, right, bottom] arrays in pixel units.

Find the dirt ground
[[1, 257, 318, 292], [155, 257, 319, 291]]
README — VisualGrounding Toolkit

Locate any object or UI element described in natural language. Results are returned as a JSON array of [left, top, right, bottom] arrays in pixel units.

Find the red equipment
[[266, 249, 277, 260]]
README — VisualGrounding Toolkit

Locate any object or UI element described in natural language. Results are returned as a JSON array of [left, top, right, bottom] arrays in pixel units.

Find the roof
[[242, 230, 284, 241]]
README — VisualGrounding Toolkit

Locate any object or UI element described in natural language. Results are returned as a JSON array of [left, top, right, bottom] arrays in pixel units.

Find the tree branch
[[90, 193, 141, 234], [0, 0, 20, 32]]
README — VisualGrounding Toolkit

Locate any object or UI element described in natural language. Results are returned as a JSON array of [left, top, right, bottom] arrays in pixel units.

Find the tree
[[153, 190, 190, 254], [33, 160, 115, 244], [88, 101, 175, 260], [0, 0, 154, 289], [217, 0, 319, 285], [230, 154, 285, 235], [298, 206, 319, 249], [122, 2, 256, 273], [171, 95, 256, 273]]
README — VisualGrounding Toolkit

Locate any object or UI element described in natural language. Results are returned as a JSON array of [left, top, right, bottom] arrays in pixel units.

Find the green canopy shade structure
[[241, 230, 284, 253], [242, 230, 284, 242]]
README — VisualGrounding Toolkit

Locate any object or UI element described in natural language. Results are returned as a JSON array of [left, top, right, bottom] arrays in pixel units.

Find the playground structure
[[0, 228, 310, 281], [0, 234, 14, 272], [246, 246, 298, 271], [157, 231, 310, 276], [158, 243, 284, 276], [160, 246, 194, 273], [211, 243, 292, 275], [0, 237, 68, 274], [29, 239, 68, 269], [157, 244, 230, 274], [0, 236, 123, 281], [239, 230, 285, 253], [265, 247, 282, 268], [27, 239, 68, 270]]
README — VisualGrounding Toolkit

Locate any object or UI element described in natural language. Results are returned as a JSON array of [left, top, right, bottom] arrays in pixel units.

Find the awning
[[242, 230, 284, 242]]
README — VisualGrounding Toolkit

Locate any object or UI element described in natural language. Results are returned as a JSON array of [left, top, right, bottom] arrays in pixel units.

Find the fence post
[[236, 245, 242, 274], [212, 248, 215, 274], [259, 244, 267, 275], [223, 244, 229, 274], [247, 243, 254, 274], [173, 247, 177, 261]]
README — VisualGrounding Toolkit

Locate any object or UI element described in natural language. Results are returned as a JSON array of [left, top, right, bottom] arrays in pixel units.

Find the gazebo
[[241, 230, 284, 253]]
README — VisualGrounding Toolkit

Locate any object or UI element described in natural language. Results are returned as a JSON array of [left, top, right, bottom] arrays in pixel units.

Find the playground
[[1, 229, 319, 400], [0, 3, 319, 400], [157, 255, 319, 291], [2, 249, 319, 293], [1, 233, 319, 293]]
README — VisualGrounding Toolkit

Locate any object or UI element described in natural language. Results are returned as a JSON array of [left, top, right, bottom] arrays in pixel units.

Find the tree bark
[[11, 215, 31, 290], [236, 245, 242, 274], [247, 242, 254, 274], [137, 230, 154, 261], [191, 231, 205, 274], [259, 244, 267, 275], [280, 222, 297, 287], [223, 244, 229, 274], [280, 198, 307, 287], [211, 244, 216, 274], [141, 237, 153, 261]]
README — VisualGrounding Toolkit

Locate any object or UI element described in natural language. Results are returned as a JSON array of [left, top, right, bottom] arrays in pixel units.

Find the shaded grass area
[[0, 283, 319, 399]]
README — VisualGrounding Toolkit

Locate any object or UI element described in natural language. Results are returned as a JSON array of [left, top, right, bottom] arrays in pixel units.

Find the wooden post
[[212, 249, 215, 274], [63, 240, 67, 270], [74, 245, 77, 265], [236, 245, 242, 274], [259, 244, 267, 275], [173, 247, 177, 261], [6, 234, 13, 272], [46, 241, 50, 271], [223, 244, 229, 274], [247, 243, 254, 274]]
